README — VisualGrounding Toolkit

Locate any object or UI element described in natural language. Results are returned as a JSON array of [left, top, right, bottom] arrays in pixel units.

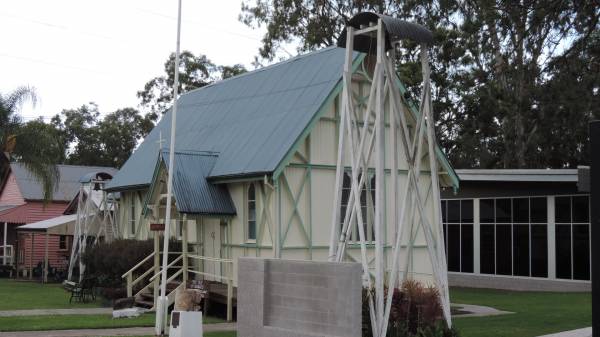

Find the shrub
[[81, 238, 183, 288], [362, 279, 459, 337]]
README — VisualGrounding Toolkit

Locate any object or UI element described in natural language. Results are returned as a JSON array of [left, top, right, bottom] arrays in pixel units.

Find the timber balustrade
[[122, 251, 234, 321]]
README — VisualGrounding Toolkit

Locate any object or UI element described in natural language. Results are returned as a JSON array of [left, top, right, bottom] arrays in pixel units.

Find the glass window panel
[[496, 224, 512, 275], [572, 196, 589, 223], [447, 224, 461, 272], [496, 199, 512, 223], [555, 225, 572, 279], [248, 221, 256, 240], [461, 200, 474, 223], [555, 197, 571, 223], [443, 223, 447, 257], [513, 198, 529, 223], [513, 225, 530, 276], [448, 200, 460, 223], [248, 184, 255, 200], [480, 225, 495, 274], [441, 200, 447, 223], [480, 199, 495, 223], [461, 224, 474, 273], [531, 225, 548, 277], [572, 224, 590, 280], [530, 197, 547, 223]]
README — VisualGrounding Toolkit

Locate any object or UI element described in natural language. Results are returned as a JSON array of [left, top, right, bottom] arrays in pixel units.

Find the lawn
[[100, 333, 236, 337], [0, 313, 224, 332], [451, 287, 591, 337], [0, 278, 102, 310]]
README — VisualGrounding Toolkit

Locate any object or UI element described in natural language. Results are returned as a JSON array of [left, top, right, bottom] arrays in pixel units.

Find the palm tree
[[0, 86, 59, 202]]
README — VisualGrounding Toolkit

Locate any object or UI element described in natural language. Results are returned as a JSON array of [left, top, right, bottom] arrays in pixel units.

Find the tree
[[137, 51, 247, 114], [0, 87, 60, 201], [51, 104, 154, 168], [240, 0, 600, 169]]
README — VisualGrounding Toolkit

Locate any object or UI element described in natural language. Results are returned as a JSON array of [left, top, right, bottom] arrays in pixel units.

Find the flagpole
[[155, 0, 182, 335]]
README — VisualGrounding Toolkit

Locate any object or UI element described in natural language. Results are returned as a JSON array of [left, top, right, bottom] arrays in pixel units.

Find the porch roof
[[17, 214, 77, 235], [147, 150, 236, 216]]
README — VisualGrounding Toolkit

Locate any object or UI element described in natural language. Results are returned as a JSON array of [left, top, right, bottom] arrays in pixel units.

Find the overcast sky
[[0, 0, 272, 121]]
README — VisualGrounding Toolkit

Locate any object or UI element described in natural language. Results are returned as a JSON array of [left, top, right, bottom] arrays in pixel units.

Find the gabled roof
[[147, 151, 236, 215], [456, 169, 578, 182], [107, 47, 458, 192], [107, 47, 354, 191], [10, 163, 118, 202]]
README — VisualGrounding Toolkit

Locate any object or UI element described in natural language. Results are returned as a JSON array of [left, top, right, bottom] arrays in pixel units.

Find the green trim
[[210, 175, 267, 185], [273, 53, 367, 180], [288, 163, 437, 176], [141, 152, 164, 217], [280, 171, 310, 246]]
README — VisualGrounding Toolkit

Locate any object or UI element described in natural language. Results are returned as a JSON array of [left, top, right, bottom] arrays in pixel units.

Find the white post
[[3, 222, 7, 265], [328, 28, 352, 261], [155, 0, 182, 334], [43, 231, 49, 283], [547, 196, 556, 279], [374, 19, 386, 335], [182, 214, 188, 285], [473, 198, 481, 274]]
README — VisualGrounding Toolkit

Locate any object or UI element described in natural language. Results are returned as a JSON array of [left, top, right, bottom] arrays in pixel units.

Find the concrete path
[[0, 308, 113, 317], [0, 323, 236, 337], [537, 328, 592, 337], [452, 303, 513, 318]]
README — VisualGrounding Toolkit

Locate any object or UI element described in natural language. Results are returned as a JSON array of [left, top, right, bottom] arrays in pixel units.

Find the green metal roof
[[107, 47, 351, 191], [150, 151, 236, 215], [106, 47, 458, 192]]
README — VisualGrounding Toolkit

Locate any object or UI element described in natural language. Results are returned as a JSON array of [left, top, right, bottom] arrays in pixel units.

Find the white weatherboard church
[[106, 46, 458, 317]]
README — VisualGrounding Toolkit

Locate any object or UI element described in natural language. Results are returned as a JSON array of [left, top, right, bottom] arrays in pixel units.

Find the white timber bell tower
[[328, 12, 451, 337]]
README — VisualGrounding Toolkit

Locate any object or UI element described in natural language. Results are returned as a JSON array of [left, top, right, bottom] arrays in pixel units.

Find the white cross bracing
[[327, 19, 451, 337], [67, 179, 119, 282]]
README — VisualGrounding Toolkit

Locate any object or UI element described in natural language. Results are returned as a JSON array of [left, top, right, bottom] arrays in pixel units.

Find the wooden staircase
[[134, 280, 181, 310]]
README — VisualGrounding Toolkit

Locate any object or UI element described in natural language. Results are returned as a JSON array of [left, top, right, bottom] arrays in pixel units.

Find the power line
[[0, 53, 113, 76], [0, 12, 120, 42]]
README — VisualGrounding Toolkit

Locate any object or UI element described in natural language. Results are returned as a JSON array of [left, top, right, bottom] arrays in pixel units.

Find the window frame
[[340, 170, 376, 244], [554, 194, 591, 281], [441, 198, 474, 273], [246, 183, 257, 242], [58, 235, 67, 250], [129, 195, 137, 237]]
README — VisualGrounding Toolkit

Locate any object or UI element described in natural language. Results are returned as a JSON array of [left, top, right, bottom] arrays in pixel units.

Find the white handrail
[[187, 254, 233, 263], [149, 255, 183, 282], [122, 252, 155, 279]]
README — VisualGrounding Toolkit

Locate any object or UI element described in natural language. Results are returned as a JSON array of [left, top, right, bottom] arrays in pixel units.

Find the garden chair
[[69, 277, 96, 303]]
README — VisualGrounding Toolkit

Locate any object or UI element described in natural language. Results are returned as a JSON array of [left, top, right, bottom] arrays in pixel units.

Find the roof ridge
[[160, 149, 220, 156]]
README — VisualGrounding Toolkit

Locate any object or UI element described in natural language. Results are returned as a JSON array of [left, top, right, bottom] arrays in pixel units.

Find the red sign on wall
[[150, 223, 165, 231]]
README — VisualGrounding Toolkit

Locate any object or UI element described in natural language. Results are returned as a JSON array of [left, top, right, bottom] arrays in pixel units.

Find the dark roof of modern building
[[456, 169, 579, 182], [10, 163, 118, 202], [149, 151, 236, 215], [107, 47, 458, 192]]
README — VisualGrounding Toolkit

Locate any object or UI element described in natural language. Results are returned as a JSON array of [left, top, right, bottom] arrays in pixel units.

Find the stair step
[[135, 299, 154, 309], [140, 292, 154, 301]]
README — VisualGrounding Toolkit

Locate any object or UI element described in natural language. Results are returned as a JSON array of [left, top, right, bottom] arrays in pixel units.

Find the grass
[[451, 287, 591, 337], [0, 313, 225, 332], [99, 333, 236, 337], [0, 278, 102, 310]]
